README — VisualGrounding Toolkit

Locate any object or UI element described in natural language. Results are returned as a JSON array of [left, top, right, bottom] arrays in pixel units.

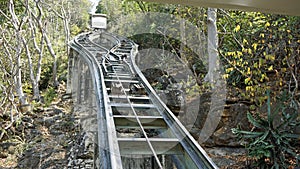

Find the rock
[[209, 104, 250, 146], [193, 92, 212, 129], [206, 147, 247, 168], [193, 91, 250, 146], [213, 157, 236, 167], [158, 89, 185, 116], [43, 115, 60, 128], [0, 152, 8, 158], [57, 134, 67, 145], [141, 68, 176, 89], [18, 151, 40, 168], [129, 83, 147, 95], [140, 67, 186, 116], [49, 108, 64, 116], [18, 104, 32, 113], [8, 145, 15, 154]]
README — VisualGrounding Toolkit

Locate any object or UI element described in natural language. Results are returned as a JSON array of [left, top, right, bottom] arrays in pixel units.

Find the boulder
[[192, 92, 250, 146]]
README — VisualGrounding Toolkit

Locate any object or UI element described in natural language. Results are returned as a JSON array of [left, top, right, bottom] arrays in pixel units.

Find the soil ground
[[0, 88, 298, 168]]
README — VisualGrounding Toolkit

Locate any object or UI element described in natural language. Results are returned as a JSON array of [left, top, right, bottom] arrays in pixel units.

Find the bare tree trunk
[[15, 56, 27, 105], [8, 0, 28, 105], [204, 8, 219, 83], [0, 24, 23, 139], [19, 0, 44, 100], [27, 8, 44, 89], [46, 36, 59, 87], [198, 8, 227, 144], [180, 18, 188, 63], [32, 0, 59, 87], [61, 0, 71, 55], [21, 35, 41, 100]]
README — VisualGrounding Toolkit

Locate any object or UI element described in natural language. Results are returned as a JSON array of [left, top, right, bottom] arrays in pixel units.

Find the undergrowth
[[232, 90, 300, 169]]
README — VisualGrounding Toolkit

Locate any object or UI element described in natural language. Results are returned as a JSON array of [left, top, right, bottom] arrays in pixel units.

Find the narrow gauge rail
[[68, 31, 218, 169]]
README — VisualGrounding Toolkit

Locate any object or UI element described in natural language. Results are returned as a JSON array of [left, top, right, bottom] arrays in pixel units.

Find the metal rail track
[[69, 31, 218, 169]]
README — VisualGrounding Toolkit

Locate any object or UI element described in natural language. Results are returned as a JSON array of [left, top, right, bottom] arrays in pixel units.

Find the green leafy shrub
[[43, 87, 57, 107], [232, 90, 300, 168], [219, 12, 300, 107]]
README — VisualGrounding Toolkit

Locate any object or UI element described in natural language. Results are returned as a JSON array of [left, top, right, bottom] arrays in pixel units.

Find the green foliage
[[120, 0, 175, 13], [42, 87, 57, 107], [39, 59, 53, 91], [96, 0, 122, 24], [71, 24, 82, 36], [95, 2, 106, 14], [0, 0, 24, 23], [232, 90, 300, 168], [153, 82, 163, 90], [219, 11, 300, 106], [5, 135, 28, 155]]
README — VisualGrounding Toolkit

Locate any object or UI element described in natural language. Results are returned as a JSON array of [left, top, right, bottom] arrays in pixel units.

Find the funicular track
[[69, 31, 218, 169]]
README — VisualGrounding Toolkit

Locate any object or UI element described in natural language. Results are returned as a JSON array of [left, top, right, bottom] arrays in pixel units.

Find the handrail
[[129, 41, 218, 168], [69, 32, 119, 169]]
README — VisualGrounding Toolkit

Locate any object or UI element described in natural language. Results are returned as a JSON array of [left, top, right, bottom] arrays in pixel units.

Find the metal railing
[[68, 31, 219, 169]]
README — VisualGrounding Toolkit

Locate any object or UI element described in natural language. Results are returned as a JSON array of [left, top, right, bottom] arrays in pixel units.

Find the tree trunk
[[15, 41, 28, 105], [204, 8, 219, 83], [22, 36, 41, 100], [61, 0, 71, 55], [8, 0, 28, 105], [33, 0, 59, 87], [21, 0, 44, 100], [180, 18, 188, 63]]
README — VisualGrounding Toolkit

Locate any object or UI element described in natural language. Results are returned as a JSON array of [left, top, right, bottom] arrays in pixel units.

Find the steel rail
[[69, 31, 219, 169], [110, 64, 164, 169], [70, 32, 122, 169], [129, 41, 219, 169]]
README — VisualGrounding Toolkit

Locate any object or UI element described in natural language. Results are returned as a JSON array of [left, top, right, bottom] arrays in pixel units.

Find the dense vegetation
[[0, 0, 91, 140]]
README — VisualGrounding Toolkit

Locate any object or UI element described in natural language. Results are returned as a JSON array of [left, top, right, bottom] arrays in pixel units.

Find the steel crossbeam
[[69, 31, 219, 169]]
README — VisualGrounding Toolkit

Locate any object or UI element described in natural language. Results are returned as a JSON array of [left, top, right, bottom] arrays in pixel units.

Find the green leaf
[[241, 131, 265, 138], [252, 130, 269, 145], [281, 133, 300, 139], [282, 146, 298, 157], [247, 112, 267, 129], [273, 162, 280, 169], [244, 77, 251, 84]]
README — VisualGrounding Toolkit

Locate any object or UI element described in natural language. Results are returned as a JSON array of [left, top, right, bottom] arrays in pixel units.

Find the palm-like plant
[[232, 90, 300, 169]]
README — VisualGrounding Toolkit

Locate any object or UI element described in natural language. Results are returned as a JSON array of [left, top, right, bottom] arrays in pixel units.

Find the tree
[[205, 8, 218, 83], [0, 0, 91, 140], [218, 11, 300, 106], [0, 0, 28, 106]]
